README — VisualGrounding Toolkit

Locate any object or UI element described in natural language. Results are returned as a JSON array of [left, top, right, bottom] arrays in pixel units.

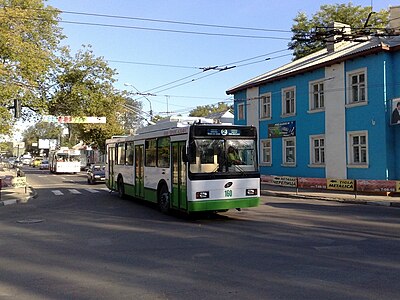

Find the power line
[[107, 48, 291, 70], [3, 6, 292, 34], [106, 60, 198, 69], [57, 19, 292, 40], [58, 9, 293, 33]]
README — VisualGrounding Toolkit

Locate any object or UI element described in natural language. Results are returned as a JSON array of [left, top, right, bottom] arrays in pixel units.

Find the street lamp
[[124, 83, 153, 118]]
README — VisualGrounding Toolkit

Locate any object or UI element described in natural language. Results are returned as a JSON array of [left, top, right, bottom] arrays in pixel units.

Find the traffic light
[[14, 99, 21, 118]]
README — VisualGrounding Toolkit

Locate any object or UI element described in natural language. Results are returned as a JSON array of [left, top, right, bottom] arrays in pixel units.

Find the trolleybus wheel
[[158, 185, 170, 214], [117, 178, 125, 199]]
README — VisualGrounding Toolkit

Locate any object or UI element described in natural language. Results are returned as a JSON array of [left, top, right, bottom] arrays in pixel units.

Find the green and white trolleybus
[[105, 116, 260, 213]]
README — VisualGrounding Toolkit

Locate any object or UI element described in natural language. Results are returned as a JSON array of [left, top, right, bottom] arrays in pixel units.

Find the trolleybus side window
[[126, 142, 134, 166], [157, 137, 170, 168], [145, 139, 157, 167], [117, 142, 125, 165]]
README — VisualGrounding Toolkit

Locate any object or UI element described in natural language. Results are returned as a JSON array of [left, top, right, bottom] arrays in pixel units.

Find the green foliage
[[0, 0, 64, 134], [289, 3, 389, 59], [0, 141, 13, 156], [48, 46, 134, 152], [189, 102, 232, 117], [21, 121, 62, 155]]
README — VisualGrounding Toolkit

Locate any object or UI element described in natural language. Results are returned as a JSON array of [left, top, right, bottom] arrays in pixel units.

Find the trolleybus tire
[[158, 185, 170, 214], [117, 177, 125, 199]]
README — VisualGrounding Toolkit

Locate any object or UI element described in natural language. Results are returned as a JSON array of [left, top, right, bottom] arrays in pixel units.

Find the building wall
[[238, 50, 400, 180]]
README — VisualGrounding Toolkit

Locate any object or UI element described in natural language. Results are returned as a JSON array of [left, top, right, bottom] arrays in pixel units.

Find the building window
[[237, 102, 245, 120], [282, 137, 296, 166], [309, 81, 324, 110], [310, 135, 325, 165], [347, 69, 367, 104], [282, 87, 296, 116], [348, 131, 368, 166], [261, 139, 272, 165], [260, 93, 271, 119]]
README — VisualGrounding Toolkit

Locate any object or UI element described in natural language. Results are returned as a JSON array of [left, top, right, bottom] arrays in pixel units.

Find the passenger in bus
[[227, 146, 243, 165]]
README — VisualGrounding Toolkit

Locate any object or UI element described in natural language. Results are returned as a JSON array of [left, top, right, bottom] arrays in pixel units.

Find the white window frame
[[237, 102, 245, 120], [260, 139, 272, 166], [260, 93, 272, 119], [346, 68, 368, 106], [281, 86, 296, 117], [282, 137, 296, 166], [347, 130, 369, 168], [309, 80, 325, 112], [309, 135, 325, 167]]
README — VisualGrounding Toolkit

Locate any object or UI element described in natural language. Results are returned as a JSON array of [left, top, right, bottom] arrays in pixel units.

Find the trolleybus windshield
[[188, 138, 257, 174]]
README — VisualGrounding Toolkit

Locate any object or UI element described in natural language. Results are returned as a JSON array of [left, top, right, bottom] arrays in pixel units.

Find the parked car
[[32, 157, 43, 167], [39, 160, 49, 170], [13, 160, 23, 168], [87, 164, 105, 184]]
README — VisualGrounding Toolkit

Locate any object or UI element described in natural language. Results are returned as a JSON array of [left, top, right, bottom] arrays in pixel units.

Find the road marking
[[84, 189, 100, 193], [68, 189, 82, 194], [52, 190, 63, 196]]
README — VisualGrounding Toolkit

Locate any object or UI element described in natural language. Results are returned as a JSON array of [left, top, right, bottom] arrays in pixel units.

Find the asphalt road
[[0, 167, 399, 299]]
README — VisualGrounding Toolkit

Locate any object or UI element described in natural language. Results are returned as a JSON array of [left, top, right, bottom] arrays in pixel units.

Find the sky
[[12, 0, 394, 140]]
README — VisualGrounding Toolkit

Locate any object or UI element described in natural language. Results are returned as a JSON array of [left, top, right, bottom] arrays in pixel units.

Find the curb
[[0, 186, 37, 207], [261, 190, 400, 208]]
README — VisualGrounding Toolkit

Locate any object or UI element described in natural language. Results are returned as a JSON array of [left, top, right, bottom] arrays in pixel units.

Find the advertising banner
[[43, 115, 106, 124], [11, 176, 26, 188], [261, 175, 297, 187], [268, 121, 296, 138], [357, 180, 397, 193], [297, 177, 327, 189], [327, 179, 355, 191], [390, 98, 400, 125]]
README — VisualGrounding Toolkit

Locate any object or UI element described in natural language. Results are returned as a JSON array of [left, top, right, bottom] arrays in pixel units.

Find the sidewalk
[[0, 167, 36, 206], [261, 184, 400, 208]]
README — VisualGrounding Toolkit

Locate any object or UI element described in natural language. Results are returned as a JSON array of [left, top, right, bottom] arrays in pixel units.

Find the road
[[0, 167, 399, 299]]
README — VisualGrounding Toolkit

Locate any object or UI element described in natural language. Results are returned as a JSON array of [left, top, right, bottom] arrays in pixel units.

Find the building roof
[[226, 36, 400, 95]]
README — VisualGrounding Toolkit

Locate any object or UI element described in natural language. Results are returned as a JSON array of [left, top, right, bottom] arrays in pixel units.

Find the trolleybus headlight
[[246, 189, 257, 196], [196, 191, 209, 199]]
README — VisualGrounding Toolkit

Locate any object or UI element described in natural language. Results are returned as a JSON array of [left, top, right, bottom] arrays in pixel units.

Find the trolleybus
[[49, 147, 81, 174], [105, 116, 260, 214]]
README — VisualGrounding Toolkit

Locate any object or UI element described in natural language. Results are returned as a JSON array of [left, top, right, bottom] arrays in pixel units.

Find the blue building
[[226, 22, 400, 181]]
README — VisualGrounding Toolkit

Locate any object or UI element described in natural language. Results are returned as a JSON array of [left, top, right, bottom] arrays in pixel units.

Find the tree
[[189, 102, 232, 117], [289, 3, 389, 59], [21, 121, 62, 155], [0, 0, 64, 135], [48, 46, 139, 152]]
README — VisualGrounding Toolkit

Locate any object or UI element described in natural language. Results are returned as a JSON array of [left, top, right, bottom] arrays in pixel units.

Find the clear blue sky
[[46, 0, 392, 117]]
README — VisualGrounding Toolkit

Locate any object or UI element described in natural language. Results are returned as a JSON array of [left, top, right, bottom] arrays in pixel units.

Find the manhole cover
[[16, 219, 44, 224]]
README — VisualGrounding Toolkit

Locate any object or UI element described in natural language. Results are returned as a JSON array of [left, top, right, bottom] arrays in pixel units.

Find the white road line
[[52, 190, 64, 196], [84, 189, 100, 193], [68, 189, 82, 194]]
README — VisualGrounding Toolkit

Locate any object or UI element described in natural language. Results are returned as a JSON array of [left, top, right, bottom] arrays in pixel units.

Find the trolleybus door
[[134, 145, 144, 198], [108, 146, 116, 189], [171, 141, 187, 210]]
